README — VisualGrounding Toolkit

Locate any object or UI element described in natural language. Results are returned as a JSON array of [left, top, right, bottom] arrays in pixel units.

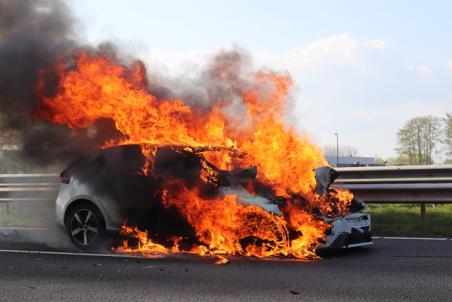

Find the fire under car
[[55, 144, 372, 251]]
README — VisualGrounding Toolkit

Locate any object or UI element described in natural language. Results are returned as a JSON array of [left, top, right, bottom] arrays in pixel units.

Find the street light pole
[[334, 133, 339, 167]]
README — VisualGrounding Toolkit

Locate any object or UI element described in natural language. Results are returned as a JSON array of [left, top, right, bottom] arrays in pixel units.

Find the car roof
[[102, 143, 242, 153]]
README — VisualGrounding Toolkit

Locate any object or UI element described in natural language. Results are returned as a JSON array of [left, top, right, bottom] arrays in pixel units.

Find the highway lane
[[0, 238, 452, 301]]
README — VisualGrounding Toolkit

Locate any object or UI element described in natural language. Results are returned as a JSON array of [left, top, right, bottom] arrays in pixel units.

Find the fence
[[333, 165, 452, 221], [0, 173, 59, 216], [1, 165, 452, 221]]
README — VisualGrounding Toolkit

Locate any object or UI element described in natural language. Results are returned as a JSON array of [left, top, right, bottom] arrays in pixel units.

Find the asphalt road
[[1, 236, 452, 302]]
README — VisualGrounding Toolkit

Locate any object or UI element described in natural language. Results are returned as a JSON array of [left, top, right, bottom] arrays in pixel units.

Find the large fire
[[36, 50, 353, 261]]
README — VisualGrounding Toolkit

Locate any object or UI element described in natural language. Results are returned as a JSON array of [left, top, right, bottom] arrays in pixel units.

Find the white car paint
[[56, 175, 372, 250]]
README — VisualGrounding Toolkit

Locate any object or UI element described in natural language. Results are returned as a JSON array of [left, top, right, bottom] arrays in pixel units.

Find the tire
[[65, 202, 106, 250]]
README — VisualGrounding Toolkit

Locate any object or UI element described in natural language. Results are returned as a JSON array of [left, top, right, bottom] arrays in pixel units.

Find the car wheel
[[65, 202, 106, 249]]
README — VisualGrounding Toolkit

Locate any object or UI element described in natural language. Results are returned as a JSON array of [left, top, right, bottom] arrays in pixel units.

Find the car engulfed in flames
[[37, 50, 371, 261], [55, 144, 371, 262]]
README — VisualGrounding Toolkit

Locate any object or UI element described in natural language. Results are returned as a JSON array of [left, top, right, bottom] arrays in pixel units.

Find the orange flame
[[36, 50, 354, 260], [116, 225, 169, 256], [161, 180, 292, 258]]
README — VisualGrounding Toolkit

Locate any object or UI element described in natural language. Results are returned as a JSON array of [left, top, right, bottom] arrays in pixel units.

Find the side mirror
[[349, 199, 365, 212], [314, 166, 339, 195]]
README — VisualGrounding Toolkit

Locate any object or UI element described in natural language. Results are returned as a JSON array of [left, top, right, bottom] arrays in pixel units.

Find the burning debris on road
[[1, 0, 359, 262]]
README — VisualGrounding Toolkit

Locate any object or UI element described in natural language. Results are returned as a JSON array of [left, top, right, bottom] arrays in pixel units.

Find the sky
[[68, 0, 452, 160]]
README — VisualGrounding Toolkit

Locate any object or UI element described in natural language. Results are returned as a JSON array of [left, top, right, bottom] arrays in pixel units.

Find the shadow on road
[[317, 246, 375, 259]]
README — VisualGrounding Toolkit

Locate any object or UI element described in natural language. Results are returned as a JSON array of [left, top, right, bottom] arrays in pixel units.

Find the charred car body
[[55, 144, 372, 251]]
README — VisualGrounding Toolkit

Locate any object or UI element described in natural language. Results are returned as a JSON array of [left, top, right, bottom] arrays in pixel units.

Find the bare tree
[[445, 113, 452, 163], [395, 116, 441, 165], [322, 145, 359, 157]]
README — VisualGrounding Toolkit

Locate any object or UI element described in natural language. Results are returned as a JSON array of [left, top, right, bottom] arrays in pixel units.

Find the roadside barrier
[[1, 165, 451, 221], [0, 173, 59, 216], [334, 165, 452, 221]]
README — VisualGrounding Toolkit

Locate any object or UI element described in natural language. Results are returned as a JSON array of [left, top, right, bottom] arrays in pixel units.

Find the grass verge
[[367, 204, 452, 237], [0, 202, 52, 228]]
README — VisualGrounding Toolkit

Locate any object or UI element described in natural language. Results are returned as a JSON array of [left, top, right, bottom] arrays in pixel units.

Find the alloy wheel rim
[[70, 209, 99, 246]]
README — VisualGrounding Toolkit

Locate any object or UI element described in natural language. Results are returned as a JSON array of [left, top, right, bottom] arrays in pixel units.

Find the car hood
[[219, 186, 282, 216]]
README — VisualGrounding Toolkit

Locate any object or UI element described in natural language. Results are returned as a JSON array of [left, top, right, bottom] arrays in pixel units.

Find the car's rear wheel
[[65, 202, 106, 249]]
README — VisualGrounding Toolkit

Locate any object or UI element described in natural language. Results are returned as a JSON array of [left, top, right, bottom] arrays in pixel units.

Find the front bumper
[[319, 213, 373, 250], [321, 227, 373, 250]]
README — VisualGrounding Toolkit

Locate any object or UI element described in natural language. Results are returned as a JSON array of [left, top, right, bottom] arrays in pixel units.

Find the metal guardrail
[[334, 165, 452, 221], [335, 165, 452, 179], [0, 173, 59, 216], [1, 166, 451, 221]]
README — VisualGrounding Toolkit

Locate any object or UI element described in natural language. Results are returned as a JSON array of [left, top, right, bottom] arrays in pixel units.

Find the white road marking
[[0, 227, 48, 231], [1, 235, 452, 260], [375, 236, 451, 241], [0, 249, 160, 259]]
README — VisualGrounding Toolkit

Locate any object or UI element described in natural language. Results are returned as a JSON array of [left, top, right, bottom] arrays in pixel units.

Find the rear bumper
[[55, 184, 68, 227]]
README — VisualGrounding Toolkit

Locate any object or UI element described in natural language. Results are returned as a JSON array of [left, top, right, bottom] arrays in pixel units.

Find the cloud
[[286, 33, 363, 66], [365, 40, 387, 50], [408, 64, 432, 77], [137, 34, 448, 158], [253, 33, 370, 72], [140, 34, 384, 76]]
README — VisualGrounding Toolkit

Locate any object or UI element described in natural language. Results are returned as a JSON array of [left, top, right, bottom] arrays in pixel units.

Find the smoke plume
[[0, 0, 288, 169]]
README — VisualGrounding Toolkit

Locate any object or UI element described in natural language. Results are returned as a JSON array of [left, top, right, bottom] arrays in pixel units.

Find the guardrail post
[[420, 203, 426, 222], [2, 201, 11, 216]]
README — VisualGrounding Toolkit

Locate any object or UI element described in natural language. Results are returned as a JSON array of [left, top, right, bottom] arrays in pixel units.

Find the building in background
[[325, 156, 381, 167]]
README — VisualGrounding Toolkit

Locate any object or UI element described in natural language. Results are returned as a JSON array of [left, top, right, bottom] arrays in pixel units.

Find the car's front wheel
[[65, 202, 106, 249]]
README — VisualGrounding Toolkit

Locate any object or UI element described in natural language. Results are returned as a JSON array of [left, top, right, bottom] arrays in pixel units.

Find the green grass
[[0, 214, 31, 227], [0, 203, 52, 228], [367, 204, 452, 237]]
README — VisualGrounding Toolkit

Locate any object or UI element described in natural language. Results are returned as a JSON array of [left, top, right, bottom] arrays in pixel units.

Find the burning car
[[0, 3, 371, 260], [55, 144, 372, 256]]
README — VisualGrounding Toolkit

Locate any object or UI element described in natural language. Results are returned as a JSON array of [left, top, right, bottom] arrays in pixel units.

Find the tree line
[[395, 114, 452, 165]]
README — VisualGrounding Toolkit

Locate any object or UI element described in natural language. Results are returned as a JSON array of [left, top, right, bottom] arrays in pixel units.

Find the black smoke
[[0, 0, 124, 167], [0, 0, 74, 128], [0, 0, 288, 169]]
